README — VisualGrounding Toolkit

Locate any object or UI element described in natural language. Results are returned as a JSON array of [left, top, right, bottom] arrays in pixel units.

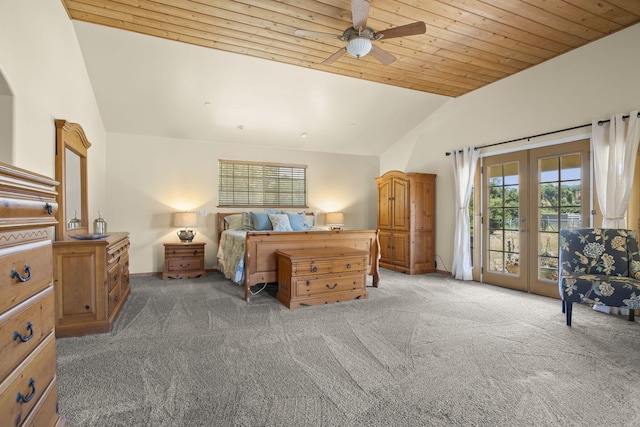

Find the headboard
[[217, 211, 315, 242]]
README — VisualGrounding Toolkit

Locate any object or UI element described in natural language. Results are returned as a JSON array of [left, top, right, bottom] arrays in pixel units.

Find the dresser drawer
[[293, 255, 367, 276], [107, 237, 130, 267], [0, 332, 57, 426], [167, 257, 203, 272], [0, 287, 54, 383], [0, 241, 52, 314], [108, 282, 122, 316], [295, 273, 365, 297], [20, 377, 60, 427]]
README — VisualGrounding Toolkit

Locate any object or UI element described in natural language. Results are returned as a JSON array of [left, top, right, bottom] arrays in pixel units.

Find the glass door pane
[[529, 140, 590, 297], [482, 151, 528, 291]]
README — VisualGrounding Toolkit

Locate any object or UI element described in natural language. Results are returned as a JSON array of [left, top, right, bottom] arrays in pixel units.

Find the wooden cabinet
[[376, 170, 436, 274], [0, 162, 65, 426], [52, 232, 130, 338], [276, 247, 369, 308], [163, 242, 206, 280]]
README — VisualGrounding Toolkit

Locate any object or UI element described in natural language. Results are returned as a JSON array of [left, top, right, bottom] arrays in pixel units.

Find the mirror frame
[[54, 119, 91, 240]]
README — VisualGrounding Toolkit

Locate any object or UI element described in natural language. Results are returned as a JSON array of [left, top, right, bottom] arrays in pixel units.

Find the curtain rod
[[445, 112, 640, 156]]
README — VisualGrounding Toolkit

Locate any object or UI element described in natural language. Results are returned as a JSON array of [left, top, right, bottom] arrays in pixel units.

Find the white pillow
[[268, 213, 293, 231]]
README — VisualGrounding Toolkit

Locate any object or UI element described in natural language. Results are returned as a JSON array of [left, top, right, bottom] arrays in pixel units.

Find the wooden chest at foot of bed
[[276, 247, 369, 309]]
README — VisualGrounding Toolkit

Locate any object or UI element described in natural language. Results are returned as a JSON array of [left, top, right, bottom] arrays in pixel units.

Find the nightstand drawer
[[296, 273, 365, 297], [167, 257, 203, 271], [167, 247, 204, 257]]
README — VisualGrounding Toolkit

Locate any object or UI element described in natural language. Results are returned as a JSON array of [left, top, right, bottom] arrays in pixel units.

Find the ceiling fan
[[294, 0, 426, 66]]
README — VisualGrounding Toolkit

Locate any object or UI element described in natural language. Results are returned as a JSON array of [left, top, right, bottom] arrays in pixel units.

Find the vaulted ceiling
[[61, 0, 640, 97]]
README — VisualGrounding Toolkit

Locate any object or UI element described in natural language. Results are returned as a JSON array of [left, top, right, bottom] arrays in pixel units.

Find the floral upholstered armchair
[[558, 228, 640, 326]]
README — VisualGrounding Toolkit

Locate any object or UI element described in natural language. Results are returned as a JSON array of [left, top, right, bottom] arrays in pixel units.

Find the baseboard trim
[[130, 269, 219, 278]]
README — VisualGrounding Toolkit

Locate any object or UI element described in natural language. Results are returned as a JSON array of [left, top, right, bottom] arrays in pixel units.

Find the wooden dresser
[[163, 242, 206, 280], [376, 170, 436, 274], [276, 247, 369, 309], [52, 232, 130, 338], [0, 162, 65, 426]]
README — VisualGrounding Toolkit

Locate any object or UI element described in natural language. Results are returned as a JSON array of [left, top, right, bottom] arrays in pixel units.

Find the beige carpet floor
[[56, 270, 640, 426]]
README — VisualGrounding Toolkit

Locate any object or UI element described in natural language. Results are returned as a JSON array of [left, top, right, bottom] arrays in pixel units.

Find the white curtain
[[451, 147, 480, 280], [592, 110, 640, 229]]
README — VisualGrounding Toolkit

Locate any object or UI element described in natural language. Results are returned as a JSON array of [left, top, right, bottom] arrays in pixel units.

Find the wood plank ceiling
[[60, 0, 640, 97]]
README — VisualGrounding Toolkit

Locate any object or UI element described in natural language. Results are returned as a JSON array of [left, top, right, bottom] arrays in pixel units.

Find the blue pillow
[[286, 212, 307, 231], [251, 212, 273, 231]]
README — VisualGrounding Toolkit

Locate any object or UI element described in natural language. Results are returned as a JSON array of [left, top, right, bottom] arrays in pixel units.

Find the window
[[218, 160, 307, 208]]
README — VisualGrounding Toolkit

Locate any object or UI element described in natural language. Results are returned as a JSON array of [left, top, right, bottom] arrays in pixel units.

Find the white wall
[[381, 23, 640, 274], [0, 0, 105, 212], [106, 133, 379, 274]]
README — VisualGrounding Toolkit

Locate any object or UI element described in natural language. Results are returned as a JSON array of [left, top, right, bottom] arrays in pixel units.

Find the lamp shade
[[174, 212, 197, 228], [326, 212, 344, 226], [346, 37, 372, 58]]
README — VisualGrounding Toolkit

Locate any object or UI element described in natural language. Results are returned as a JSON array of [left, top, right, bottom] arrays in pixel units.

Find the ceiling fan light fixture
[[346, 37, 372, 58]]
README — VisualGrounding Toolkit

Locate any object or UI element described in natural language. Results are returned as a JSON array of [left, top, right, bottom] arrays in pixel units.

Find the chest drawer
[[292, 255, 367, 276], [0, 241, 52, 314], [0, 287, 54, 383], [0, 332, 57, 426], [295, 273, 365, 297]]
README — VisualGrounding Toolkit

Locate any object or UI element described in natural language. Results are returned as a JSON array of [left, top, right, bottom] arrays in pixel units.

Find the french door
[[480, 140, 590, 297]]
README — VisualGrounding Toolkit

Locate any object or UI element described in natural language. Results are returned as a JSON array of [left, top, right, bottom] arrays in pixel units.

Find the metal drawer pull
[[311, 266, 318, 273], [326, 283, 338, 290], [11, 265, 31, 282], [45, 202, 54, 215], [16, 378, 36, 403], [13, 321, 34, 343], [346, 263, 351, 269]]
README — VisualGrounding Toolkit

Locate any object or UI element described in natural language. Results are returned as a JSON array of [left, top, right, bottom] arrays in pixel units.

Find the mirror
[[55, 119, 91, 240]]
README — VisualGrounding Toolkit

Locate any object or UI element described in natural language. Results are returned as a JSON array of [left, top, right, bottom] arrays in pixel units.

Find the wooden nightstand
[[163, 242, 206, 280], [276, 247, 369, 308]]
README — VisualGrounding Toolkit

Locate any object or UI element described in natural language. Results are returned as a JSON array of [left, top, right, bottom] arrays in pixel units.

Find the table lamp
[[175, 211, 197, 242]]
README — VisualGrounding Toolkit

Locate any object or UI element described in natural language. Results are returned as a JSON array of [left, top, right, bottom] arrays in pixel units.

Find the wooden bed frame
[[217, 213, 380, 302]]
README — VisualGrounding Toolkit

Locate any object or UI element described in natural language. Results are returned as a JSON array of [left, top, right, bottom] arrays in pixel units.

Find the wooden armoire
[[376, 170, 436, 274]]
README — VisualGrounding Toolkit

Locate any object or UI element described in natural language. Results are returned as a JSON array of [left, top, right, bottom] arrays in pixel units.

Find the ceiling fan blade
[[370, 45, 396, 66], [322, 48, 347, 65], [294, 29, 342, 39], [351, 0, 370, 30], [375, 21, 426, 40]]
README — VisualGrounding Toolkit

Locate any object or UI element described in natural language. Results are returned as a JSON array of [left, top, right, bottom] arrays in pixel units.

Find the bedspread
[[216, 229, 246, 284]]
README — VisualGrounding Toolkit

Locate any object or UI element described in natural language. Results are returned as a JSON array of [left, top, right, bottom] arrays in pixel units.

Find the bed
[[216, 212, 380, 302]]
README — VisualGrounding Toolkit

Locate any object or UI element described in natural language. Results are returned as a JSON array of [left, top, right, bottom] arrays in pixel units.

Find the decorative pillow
[[250, 211, 273, 231], [268, 213, 293, 231], [242, 212, 254, 230], [286, 212, 307, 231], [224, 214, 244, 230]]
